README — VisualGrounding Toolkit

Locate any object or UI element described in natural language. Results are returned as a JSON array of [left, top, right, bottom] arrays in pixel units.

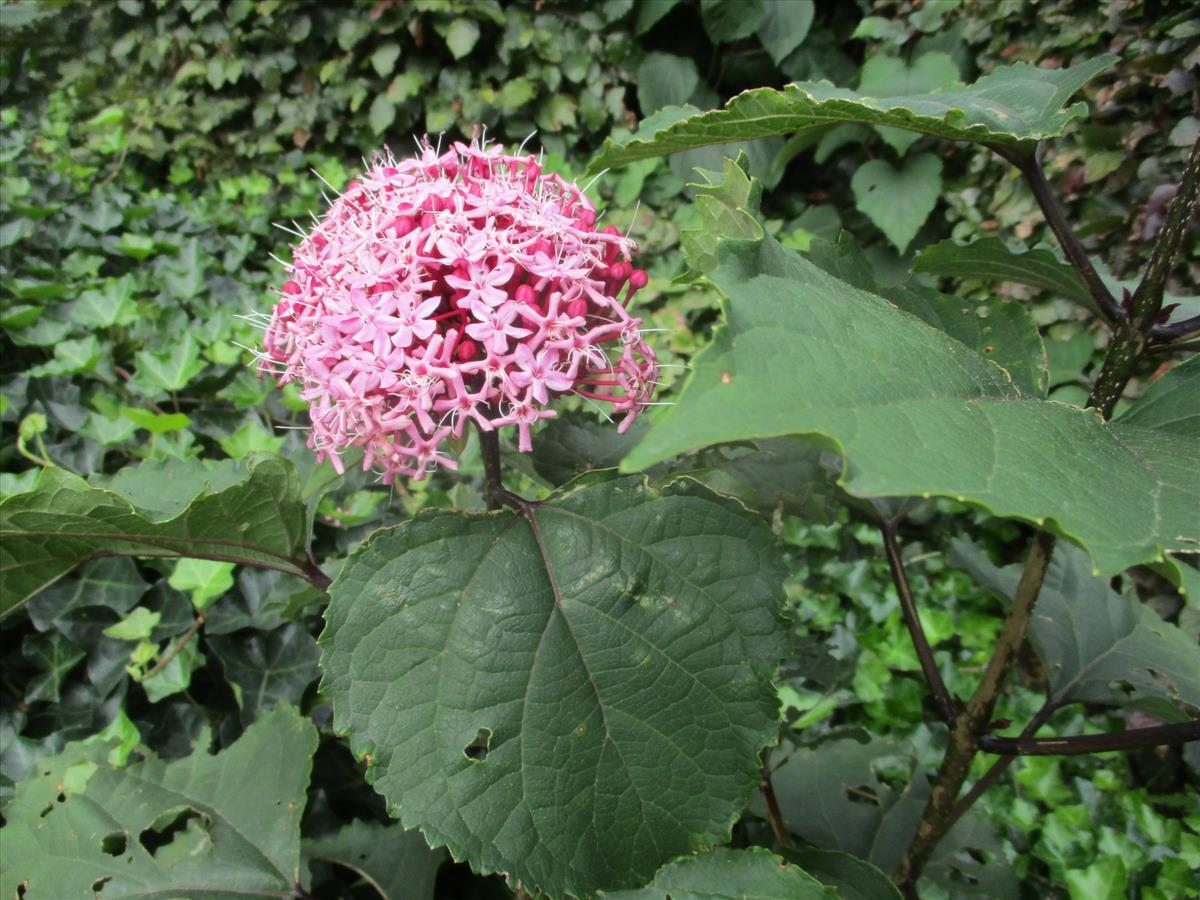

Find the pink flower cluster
[[259, 139, 658, 483]]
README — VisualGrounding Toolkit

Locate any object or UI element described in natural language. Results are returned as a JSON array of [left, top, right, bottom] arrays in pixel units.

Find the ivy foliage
[[2, 0, 1199, 898]]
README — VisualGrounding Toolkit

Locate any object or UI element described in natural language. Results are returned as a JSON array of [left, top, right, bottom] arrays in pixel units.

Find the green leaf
[[635, 0, 680, 35], [589, 55, 1118, 173], [531, 410, 650, 486], [810, 235, 1048, 397], [857, 52, 960, 155], [700, 0, 766, 43], [768, 738, 1015, 897], [949, 539, 1200, 716], [132, 334, 206, 394], [913, 237, 1097, 313], [371, 42, 401, 77], [320, 474, 787, 897], [217, 421, 286, 458], [115, 232, 158, 260], [781, 848, 902, 900], [209, 624, 320, 724], [619, 178, 1200, 577], [850, 154, 942, 253], [672, 437, 838, 524], [636, 52, 700, 116], [103, 606, 162, 641], [141, 637, 204, 702], [303, 820, 445, 900], [120, 405, 191, 434], [0, 705, 317, 899], [0, 455, 313, 618], [169, 558, 236, 609], [369, 94, 396, 135], [1114, 356, 1199, 437], [602, 847, 830, 899], [680, 155, 765, 276], [756, 0, 814, 66], [22, 632, 86, 703], [443, 19, 480, 59]]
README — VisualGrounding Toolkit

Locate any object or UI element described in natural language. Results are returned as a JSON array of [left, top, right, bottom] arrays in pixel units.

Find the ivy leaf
[[131, 333, 206, 394], [22, 632, 86, 703], [949, 539, 1200, 717], [857, 52, 960, 155], [601, 847, 829, 899], [1114, 355, 1199, 437], [303, 820, 445, 900], [169, 558, 236, 610], [620, 171, 1200, 577], [756, 0, 814, 66], [209, 623, 320, 724], [850, 154, 942, 253], [320, 475, 787, 897], [0, 455, 313, 618], [913, 237, 1097, 313], [0, 705, 317, 899], [589, 55, 1117, 172]]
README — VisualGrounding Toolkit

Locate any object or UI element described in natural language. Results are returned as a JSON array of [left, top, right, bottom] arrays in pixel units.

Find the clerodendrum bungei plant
[[2, 53, 1198, 900]]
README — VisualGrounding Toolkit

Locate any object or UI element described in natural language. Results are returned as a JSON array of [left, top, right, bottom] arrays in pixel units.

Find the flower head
[[260, 138, 657, 483]]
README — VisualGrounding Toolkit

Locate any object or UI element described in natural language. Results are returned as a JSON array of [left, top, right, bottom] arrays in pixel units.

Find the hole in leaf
[[92, 877, 113, 893], [101, 831, 127, 856], [39, 802, 54, 819], [139, 807, 204, 856], [463, 727, 492, 762], [17, 882, 28, 899]]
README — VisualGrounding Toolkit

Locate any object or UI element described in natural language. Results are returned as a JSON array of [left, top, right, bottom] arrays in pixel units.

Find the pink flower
[[260, 138, 658, 484]]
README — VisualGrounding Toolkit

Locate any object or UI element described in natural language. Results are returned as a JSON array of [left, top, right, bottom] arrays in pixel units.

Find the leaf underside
[[319, 474, 788, 898], [600, 846, 831, 899], [588, 55, 1118, 172]]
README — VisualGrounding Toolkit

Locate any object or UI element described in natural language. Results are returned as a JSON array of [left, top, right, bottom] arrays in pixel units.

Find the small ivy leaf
[[0, 705, 317, 899], [320, 474, 787, 897], [850, 154, 942, 254], [856, 52, 960, 156], [208, 623, 320, 724]]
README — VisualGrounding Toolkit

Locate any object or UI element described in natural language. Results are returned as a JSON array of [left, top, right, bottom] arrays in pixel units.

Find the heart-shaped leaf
[[851, 154, 942, 253]]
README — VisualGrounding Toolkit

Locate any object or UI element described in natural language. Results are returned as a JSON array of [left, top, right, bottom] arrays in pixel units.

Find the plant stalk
[[1089, 135, 1200, 415], [893, 530, 1056, 889], [981, 717, 1200, 756], [881, 522, 957, 725]]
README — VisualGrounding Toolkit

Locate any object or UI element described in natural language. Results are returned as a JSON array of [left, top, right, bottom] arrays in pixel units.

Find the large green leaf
[[320, 474, 787, 898], [781, 848, 902, 900], [620, 195, 1200, 577], [808, 235, 1048, 397], [588, 55, 1118, 172], [0, 454, 313, 618], [303, 820, 445, 900], [949, 539, 1200, 717], [0, 704, 317, 899], [601, 847, 830, 899], [1114, 355, 1200, 437]]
